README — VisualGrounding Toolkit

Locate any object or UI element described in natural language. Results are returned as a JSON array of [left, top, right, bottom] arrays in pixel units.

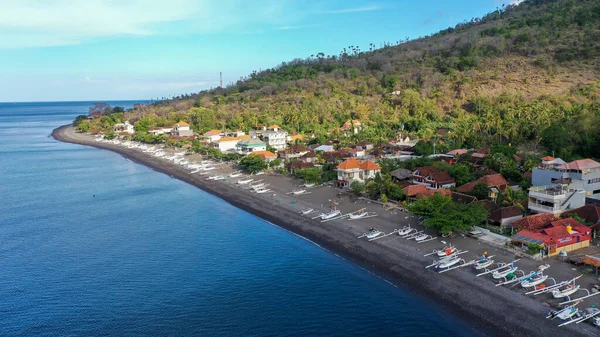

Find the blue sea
[[0, 101, 481, 336]]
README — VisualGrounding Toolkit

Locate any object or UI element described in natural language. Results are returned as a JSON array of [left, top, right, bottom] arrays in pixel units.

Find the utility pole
[[220, 72, 223, 88]]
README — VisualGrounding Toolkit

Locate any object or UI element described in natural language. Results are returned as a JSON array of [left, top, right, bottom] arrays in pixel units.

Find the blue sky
[[0, 0, 521, 102]]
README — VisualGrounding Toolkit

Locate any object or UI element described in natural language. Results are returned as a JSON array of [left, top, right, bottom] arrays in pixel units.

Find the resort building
[[528, 158, 600, 214], [336, 158, 381, 187], [411, 166, 456, 189], [262, 125, 288, 151], [113, 121, 135, 134], [172, 121, 193, 137], [511, 217, 592, 257], [341, 120, 363, 135], [236, 138, 267, 155]]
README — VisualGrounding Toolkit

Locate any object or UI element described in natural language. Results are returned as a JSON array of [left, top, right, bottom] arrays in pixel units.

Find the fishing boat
[[473, 257, 495, 270], [548, 305, 580, 320], [206, 175, 224, 181], [292, 189, 307, 195], [397, 226, 413, 236], [255, 187, 271, 194], [300, 208, 314, 215], [229, 172, 243, 178], [366, 228, 382, 239], [414, 233, 429, 242], [438, 256, 462, 269], [320, 209, 341, 220], [348, 208, 367, 220], [436, 245, 456, 257], [252, 183, 267, 190], [237, 178, 254, 185], [304, 183, 315, 188], [552, 284, 581, 299], [492, 266, 518, 279], [521, 274, 548, 288]]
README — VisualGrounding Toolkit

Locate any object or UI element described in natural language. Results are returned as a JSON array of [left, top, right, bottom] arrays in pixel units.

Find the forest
[[78, 0, 600, 161]]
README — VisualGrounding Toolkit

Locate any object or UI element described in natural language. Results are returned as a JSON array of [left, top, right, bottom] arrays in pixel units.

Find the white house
[[262, 125, 288, 151], [172, 121, 193, 137], [114, 121, 135, 134], [341, 120, 362, 135], [201, 129, 223, 142], [212, 135, 251, 153], [148, 126, 173, 135], [314, 145, 334, 152]]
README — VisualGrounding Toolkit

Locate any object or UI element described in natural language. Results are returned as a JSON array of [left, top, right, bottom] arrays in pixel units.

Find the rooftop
[[558, 158, 600, 171]]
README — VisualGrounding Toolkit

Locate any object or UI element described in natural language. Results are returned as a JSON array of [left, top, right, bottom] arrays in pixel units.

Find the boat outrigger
[[397, 226, 413, 236], [366, 228, 382, 239], [237, 178, 254, 185], [300, 208, 314, 215], [315, 209, 341, 221]]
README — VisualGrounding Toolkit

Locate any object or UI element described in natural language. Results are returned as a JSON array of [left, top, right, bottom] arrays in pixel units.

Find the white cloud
[[0, 0, 298, 48], [323, 5, 381, 14]]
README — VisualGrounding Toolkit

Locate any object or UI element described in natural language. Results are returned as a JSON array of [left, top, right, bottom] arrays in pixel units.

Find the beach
[[52, 125, 599, 337]]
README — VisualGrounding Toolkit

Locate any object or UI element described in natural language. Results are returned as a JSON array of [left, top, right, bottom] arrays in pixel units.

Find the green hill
[[117, 0, 600, 159]]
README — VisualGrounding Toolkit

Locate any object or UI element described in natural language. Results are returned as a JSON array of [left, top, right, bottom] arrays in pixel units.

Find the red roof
[[489, 206, 524, 223], [512, 213, 557, 230], [413, 166, 455, 185], [403, 184, 428, 197], [559, 159, 600, 171], [514, 218, 592, 248], [416, 188, 452, 199], [456, 174, 508, 193], [540, 156, 555, 161], [562, 205, 600, 225], [252, 150, 277, 159]]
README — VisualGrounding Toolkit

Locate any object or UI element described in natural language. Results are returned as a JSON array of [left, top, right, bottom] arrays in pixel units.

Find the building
[[341, 120, 362, 135], [336, 158, 381, 187], [403, 184, 451, 200], [349, 148, 366, 158], [412, 166, 456, 189], [262, 125, 288, 151], [251, 150, 277, 163], [314, 144, 334, 152], [288, 134, 305, 143], [236, 138, 267, 155], [279, 144, 309, 160], [488, 206, 524, 229], [113, 121, 134, 134], [456, 174, 508, 200], [447, 149, 468, 157], [172, 121, 193, 137], [393, 132, 418, 147], [511, 218, 592, 257], [201, 129, 223, 142], [148, 126, 173, 135], [211, 135, 251, 153], [527, 158, 600, 214]]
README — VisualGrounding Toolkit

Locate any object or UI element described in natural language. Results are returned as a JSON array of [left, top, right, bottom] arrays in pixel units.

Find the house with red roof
[[512, 218, 592, 257], [456, 174, 508, 200], [412, 166, 455, 189], [336, 158, 381, 187]]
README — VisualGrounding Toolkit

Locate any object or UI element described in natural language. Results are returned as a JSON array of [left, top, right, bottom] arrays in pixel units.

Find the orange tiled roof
[[456, 174, 507, 193], [268, 124, 280, 129], [218, 137, 240, 142], [251, 150, 277, 159], [203, 129, 221, 136], [337, 158, 361, 170], [417, 188, 452, 199], [540, 156, 555, 161], [175, 121, 189, 127], [402, 184, 428, 197], [359, 160, 381, 170]]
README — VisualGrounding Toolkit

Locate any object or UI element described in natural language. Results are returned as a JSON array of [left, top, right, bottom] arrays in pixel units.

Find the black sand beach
[[52, 125, 598, 337]]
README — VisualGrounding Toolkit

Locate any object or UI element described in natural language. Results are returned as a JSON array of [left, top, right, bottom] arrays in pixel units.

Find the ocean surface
[[0, 101, 481, 336]]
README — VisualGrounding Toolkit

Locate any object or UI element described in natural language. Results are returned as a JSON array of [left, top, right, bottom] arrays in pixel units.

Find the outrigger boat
[[206, 175, 224, 181], [473, 256, 495, 270], [300, 208, 314, 215], [366, 228, 382, 239], [237, 178, 254, 185], [255, 187, 271, 194], [437, 256, 463, 269], [304, 183, 315, 188], [397, 226, 413, 236], [436, 244, 456, 257], [319, 209, 341, 220], [492, 265, 519, 279], [348, 208, 367, 220], [552, 284, 581, 299], [229, 172, 243, 178], [521, 274, 549, 288], [548, 302, 581, 320], [414, 233, 430, 242]]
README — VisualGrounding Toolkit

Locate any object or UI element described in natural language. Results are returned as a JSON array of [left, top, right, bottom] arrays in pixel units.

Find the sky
[[0, 0, 522, 102]]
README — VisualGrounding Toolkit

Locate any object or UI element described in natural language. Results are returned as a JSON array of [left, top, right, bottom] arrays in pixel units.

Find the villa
[[172, 121, 193, 137], [412, 166, 456, 189], [262, 125, 288, 151], [336, 158, 381, 187]]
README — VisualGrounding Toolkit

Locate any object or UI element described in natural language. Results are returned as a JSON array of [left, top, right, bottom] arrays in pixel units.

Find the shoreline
[[52, 125, 596, 337]]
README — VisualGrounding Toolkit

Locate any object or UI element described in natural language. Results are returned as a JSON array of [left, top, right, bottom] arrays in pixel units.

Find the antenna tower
[[220, 72, 223, 88]]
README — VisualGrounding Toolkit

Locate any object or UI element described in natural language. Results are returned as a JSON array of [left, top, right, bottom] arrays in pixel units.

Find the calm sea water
[[0, 101, 481, 336]]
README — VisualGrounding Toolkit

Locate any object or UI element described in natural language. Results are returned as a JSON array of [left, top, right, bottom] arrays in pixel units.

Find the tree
[[350, 181, 364, 196], [239, 155, 267, 173], [112, 106, 125, 113], [472, 182, 490, 200], [73, 115, 88, 127], [409, 195, 488, 235], [296, 167, 322, 184], [269, 158, 282, 168], [89, 102, 112, 116]]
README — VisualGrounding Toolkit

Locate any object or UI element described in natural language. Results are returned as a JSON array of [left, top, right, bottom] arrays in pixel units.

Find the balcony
[[529, 185, 574, 202], [528, 202, 563, 215]]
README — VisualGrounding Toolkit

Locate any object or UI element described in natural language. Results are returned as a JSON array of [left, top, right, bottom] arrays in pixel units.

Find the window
[[587, 178, 600, 184]]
